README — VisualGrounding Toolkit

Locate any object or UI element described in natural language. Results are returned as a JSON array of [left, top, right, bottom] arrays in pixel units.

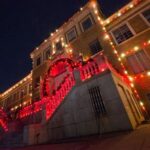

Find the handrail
[[45, 73, 75, 120]]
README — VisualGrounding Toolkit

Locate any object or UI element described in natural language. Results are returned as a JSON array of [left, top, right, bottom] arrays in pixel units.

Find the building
[[0, 0, 149, 146], [104, 0, 150, 113], [0, 73, 32, 112], [30, 0, 150, 114], [30, 0, 106, 101]]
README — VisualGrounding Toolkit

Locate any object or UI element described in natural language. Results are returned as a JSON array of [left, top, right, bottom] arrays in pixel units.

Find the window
[[7, 96, 12, 106], [16, 92, 19, 100], [20, 90, 24, 99], [112, 24, 133, 44], [142, 9, 150, 23], [55, 41, 63, 51], [36, 56, 41, 66], [127, 50, 150, 74], [66, 27, 77, 42], [89, 86, 106, 117], [23, 86, 27, 96], [13, 93, 17, 101], [147, 93, 150, 100], [81, 16, 93, 31], [45, 49, 51, 60], [0, 102, 3, 107], [29, 84, 32, 93], [34, 77, 40, 88], [89, 39, 102, 55]]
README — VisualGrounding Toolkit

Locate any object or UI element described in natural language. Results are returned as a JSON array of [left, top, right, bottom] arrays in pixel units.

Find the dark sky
[[0, 0, 130, 92]]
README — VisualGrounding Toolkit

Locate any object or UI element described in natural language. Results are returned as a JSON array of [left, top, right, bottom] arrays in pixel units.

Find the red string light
[[0, 108, 8, 132]]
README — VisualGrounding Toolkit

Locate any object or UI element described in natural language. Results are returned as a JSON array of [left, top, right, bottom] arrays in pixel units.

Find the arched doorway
[[41, 58, 76, 98]]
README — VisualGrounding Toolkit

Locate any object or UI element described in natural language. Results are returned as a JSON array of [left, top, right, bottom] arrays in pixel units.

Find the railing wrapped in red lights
[[19, 100, 45, 119], [19, 74, 75, 120], [0, 119, 8, 132], [0, 108, 8, 132], [19, 105, 33, 118], [46, 73, 75, 120], [80, 53, 108, 81]]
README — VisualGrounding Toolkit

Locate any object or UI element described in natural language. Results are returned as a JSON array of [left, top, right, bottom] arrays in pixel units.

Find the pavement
[[1, 124, 150, 150]]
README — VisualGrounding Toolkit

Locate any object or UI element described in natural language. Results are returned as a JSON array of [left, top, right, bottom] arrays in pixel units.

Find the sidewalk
[[1, 124, 150, 150]]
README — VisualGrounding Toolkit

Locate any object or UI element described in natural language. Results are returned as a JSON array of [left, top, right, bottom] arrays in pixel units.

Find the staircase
[[18, 54, 108, 122]]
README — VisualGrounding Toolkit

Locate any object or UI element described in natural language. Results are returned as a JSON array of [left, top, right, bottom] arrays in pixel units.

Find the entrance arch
[[42, 58, 76, 98]]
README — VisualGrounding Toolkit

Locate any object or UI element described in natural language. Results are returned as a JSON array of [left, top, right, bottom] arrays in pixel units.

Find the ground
[[1, 123, 150, 150]]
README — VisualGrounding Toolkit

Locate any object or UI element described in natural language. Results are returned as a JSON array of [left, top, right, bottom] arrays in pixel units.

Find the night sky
[[0, 0, 130, 92]]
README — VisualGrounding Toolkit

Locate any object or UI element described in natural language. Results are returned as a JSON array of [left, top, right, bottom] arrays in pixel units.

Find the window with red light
[[34, 77, 40, 88], [127, 50, 150, 74], [55, 41, 63, 51]]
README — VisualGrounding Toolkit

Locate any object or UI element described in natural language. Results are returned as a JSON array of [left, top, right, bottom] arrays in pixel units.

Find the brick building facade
[[0, 0, 149, 146]]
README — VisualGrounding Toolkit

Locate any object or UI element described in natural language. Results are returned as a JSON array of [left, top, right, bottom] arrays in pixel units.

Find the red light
[[140, 75, 144, 78]]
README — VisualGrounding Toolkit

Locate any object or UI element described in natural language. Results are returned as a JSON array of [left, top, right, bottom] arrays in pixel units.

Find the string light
[[128, 76, 133, 81], [52, 50, 56, 54], [119, 40, 150, 58], [140, 101, 144, 106], [114, 50, 118, 54], [121, 53, 126, 58], [118, 57, 121, 61], [130, 83, 134, 88], [94, 10, 98, 14], [129, 4, 134, 8], [104, 0, 143, 25], [1, 73, 32, 97], [124, 71, 128, 75], [51, 33, 54, 37], [134, 46, 139, 51], [106, 20, 110, 24], [117, 12, 122, 17], [80, 7, 83, 11], [44, 39, 48, 43], [104, 34, 110, 40], [147, 72, 150, 76]]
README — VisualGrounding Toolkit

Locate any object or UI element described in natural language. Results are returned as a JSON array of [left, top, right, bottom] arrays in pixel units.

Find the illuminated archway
[[42, 58, 76, 98]]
